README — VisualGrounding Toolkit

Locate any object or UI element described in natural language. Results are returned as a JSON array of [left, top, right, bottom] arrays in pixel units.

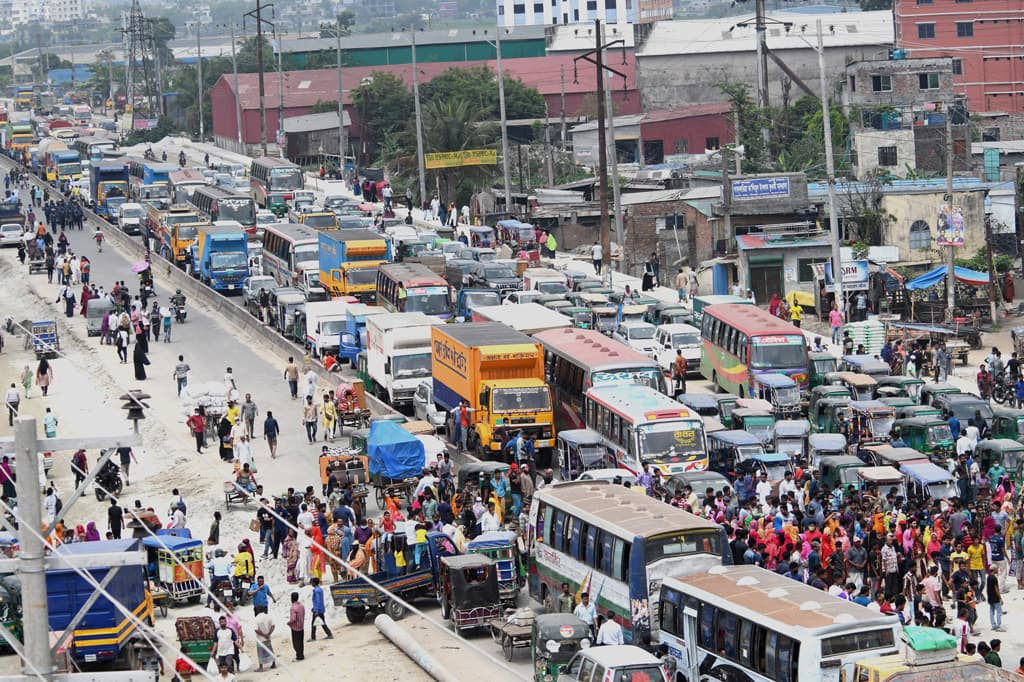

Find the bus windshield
[[592, 367, 663, 392], [637, 421, 704, 461], [750, 335, 807, 369], [645, 531, 722, 565], [294, 245, 318, 264], [462, 291, 501, 309], [269, 168, 303, 191], [218, 199, 255, 225], [406, 289, 450, 316], [491, 386, 551, 412], [392, 353, 432, 379]]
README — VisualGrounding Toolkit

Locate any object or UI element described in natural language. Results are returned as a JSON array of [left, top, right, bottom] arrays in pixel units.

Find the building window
[[513, 3, 524, 12], [706, 137, 720, 150], [675, 138, 689, 154], [917, 23, 935, 39], [849, 76, 856, 92], [909, 220, 931, 249], [798, 258, 828, 283], [916, 0, 932, 4], [956, 22, 974, 37], [877, 146, 898, 167], [871, 75, 892, 92], [605, 0, 616, 7], [573, 8, 579, 19], [952, 58, 962, 75], [586, 0, 596, 8], [919, 73, 940, 89], [534, 2, 543, 10], [498, 5, 504, 13]]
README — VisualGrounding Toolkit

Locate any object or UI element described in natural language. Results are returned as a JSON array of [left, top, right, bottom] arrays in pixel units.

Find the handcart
[[175, 615, 215, 671], [367, 420, 426, 508], [489, 615, 532, 661]]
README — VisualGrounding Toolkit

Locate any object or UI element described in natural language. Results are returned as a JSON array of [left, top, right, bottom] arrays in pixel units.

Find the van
[[558, 645, 666, 682], [118, 202, 145, 236]]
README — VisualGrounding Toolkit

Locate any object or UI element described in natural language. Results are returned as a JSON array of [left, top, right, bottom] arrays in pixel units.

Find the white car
[[503, 290, 542, 305], [577, 468, 637, 486], [0, 223, 26, 247], [655, 323, 702, 376], [611, 322, 660, 357]]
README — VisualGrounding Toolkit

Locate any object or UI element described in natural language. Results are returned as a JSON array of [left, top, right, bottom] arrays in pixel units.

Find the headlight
[[580, 638, 591, 649]]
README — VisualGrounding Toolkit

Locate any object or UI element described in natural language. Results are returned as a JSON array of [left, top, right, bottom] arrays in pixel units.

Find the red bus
[[375, 263, 452, 319], [249, 156, 304, 208], [699, 303, 809, 396], [534, 327, 666, 432]]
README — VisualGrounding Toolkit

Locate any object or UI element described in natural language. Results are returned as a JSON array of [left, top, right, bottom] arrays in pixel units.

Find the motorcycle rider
[[232, 542, 255, 603], [171, 289, 186, 322], [207, 548, 233, 607]]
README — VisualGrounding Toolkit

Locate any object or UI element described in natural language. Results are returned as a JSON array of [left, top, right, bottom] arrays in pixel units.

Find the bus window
[[569, 518, 582, 559], [660, 598, 678, 635], [718, 612, 736, 659], [612, 538, 628, 581], [599, 531, 614, 574], [562, 514, 574, 554], [739, 619, 753, 665], [541, 504, 552, 544], [765, 631, 778, 678], [552, 511, 565, 548], [585, 524, 597, 566], [699, 605, 715, 649], [777, 636, 794, 682]]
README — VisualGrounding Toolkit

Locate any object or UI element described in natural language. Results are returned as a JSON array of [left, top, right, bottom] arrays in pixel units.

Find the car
[[655, 323, 702, 375], [468, 262, 520, 293], [611, 321, 660, 357], [560, 646, 667, 682], [503, 290, 543, 306], [413, 379, 447, 433], [662, 470, 732, 502], [201, 169, 217, 184], [323, 196, 349, 213], [243, 275, 277, 318], [440, 241, 463, 261], [213, 172, 237, 190], [0, 223, 26, 247], [577, 468, 638, 486]]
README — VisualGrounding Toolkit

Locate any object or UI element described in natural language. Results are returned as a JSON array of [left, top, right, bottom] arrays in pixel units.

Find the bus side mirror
[[384, 360, 391, 374]]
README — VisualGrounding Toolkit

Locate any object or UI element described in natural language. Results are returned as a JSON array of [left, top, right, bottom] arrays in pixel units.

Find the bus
[[658, 565, 901, 682], [585, 384, 708, 475], [699, 303, 809, 396], [528, 480, 727, 643], [691, 293, 751, 328], [168, 169, 208, 204], [72, 136, 117, 163], [261, 223, 320, 288], [249, 156, 304, 208], [190, 185, 256, 230], [534, 327, 666, 432], [72, 104, 92, 123], [376, 263, 452, 318]]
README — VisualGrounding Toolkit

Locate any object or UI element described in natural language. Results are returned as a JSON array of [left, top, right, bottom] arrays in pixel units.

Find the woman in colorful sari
[[283, 530, 299, 583], [309, 527, 325, 581], [325, 520, 343, 583]]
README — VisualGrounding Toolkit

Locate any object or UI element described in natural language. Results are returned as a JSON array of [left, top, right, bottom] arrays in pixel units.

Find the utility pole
[[495, 25, 513, 216], [574, 19, 627, 285], [244, 0, 274, 156], [985, 206, 998, 323], [230, 24, 243, 146], [152, 34, 164, 117], [817, 20, 844, 320], [335, 15, 346, 174], [410, 28, 427, 206], [196, 23, 204, 141], [945, 105, 955, 319], [754, 0, 770, 148], [603, 62, 623, 251], [276, 29, 284, 157], [559, 64, 567, 147], [544, 101, 555, 186]]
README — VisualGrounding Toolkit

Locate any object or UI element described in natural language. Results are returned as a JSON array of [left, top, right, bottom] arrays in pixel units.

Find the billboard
[[424, 149, 497, 169], [732, 176, 791, 200], [936, 204, 965, 247], [824, 260, 869, 292]]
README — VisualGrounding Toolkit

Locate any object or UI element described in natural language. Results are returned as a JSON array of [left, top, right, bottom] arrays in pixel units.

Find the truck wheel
[[440, 597, 451, 620], [345, 606, 366, 624], [385, 598, 407, 620]]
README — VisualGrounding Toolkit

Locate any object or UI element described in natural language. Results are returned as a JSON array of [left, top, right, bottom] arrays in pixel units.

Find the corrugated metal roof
[[569, 104, 730, 134], [282, 111, 351, 133], [806, 177, 988, 199], [546, 23, 636, 52], [279, 25, 547, 52], [639, 10, 894, 57]]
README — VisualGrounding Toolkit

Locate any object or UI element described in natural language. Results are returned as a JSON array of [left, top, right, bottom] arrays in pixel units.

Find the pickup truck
[[329, 531, 456, 622]]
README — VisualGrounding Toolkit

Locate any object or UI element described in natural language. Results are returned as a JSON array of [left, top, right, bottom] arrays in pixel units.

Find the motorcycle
[[214, 577, 234, 607], [232, 576, 252, 605], [94, 458, 123, 501], [143, 147, 155, 161]]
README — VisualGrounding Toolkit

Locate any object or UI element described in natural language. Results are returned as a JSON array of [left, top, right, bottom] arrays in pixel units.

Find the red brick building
[[209, 52, 640, 151], [895, 0, 1024, 112]]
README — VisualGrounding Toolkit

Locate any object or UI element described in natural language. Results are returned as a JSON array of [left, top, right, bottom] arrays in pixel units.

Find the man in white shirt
[[778, 472, 799, 501], [755, 473, 773, 513], [956, 434, 973, 457], [296, 504, 314, 531], [573, 593, 596, 632], [4, 383, 20, 427], [171, 505, 187, 529], [480, 503, 501, 533], [964, 424, 980, 450], [596, 609, 624, 645]]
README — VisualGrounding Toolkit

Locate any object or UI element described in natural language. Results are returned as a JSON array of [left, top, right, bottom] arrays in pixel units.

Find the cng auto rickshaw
[[647, 302, 691, 326], [864, 445, 929, 469], [876, 395, 915, 410], [561, 306, 593, 329], [85, 297, 116, 336], [811, 397, 852, 434], [808, 433, 848, 469], [752, 373, 801, 419], [819, 455, 865, 492], [919, 382, 962, 407], [437, 554, 501, 633], [808, 385, 852, 421], [896, 405, 942, 420], [901, 462, 957, 504], [556, 429, 616, 481], [974, 439, 1024, 485], [835, 372, 877, 401], [808, 351, 839, 389], [142, 534, 205, 603], [857, 465, 908, 502], [893, 416, 954, 462], [715, 395, 738, 428], [773, 419, 810, 462], [531, 613, 591, 681], [731, 406, 775, 447], [991, 406, 1024, 441], [676, 393, 720, 419], [466, 530, 523, 609], [839, 354, 892, 378], [874, 375, 924, 403], [706, 430, 765, 477], [848, 400, 896, 446]]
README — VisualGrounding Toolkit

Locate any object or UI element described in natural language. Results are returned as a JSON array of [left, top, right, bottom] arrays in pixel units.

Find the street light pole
[[410, 28, 427, 205], [196, 23, 204, 141], [817, 19, 844, 320], [230, 24, 243, 147], [494, 26, 512, 216], [336, 16, 346, 176]]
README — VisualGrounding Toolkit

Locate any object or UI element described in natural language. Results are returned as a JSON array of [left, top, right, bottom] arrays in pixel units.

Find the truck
[[37, 138, 69, 183], [318, 228, 392, 303], [51, 149, 82, 185], [344, 303, 387, 365], [14, 86, 33, 111], [195, 222, 250, 291], [0, 197, 25, 228], [365, 312, 445, 407], [470, 302, 572, 335], [6, 119, 33, 156], [46, 538, 155, 666], [431, 323, 555, 456], [304, 300, 354, 359], [90, 159, 130, 219], [852, 626, 1018, 682], [454, 288, 502, 320], [150, 204, 206, 265]]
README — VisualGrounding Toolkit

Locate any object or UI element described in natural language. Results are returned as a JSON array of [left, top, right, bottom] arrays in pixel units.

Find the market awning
[[905, 265, 990, 291]]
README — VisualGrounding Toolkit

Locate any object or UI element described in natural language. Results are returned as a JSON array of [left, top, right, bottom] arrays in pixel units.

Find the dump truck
[[431, 322, 555, 455], [195, 222, 250, 291], [365, 312, 445, 407], [149, 204, 206, 266], [318, 228, 392, 303], [90, 159, 130, 219]]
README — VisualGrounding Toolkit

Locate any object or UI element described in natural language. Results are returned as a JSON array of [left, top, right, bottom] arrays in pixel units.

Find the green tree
[[351, 72, 415, 163], [414, 97, 496, 207], [319, 10, 355, 37], [717, 81, 772, 173], [420, 66, 545, 120], [310, 99, 337, 113], [149, 17, 176, 67]]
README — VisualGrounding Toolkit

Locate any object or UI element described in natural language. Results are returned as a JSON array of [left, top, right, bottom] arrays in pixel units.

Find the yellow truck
[[430, 322, 554, 456], [148, 204, 207, 265]]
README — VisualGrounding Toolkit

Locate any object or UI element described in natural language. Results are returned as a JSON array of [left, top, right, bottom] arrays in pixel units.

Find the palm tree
[[418, 98, 496, 205]]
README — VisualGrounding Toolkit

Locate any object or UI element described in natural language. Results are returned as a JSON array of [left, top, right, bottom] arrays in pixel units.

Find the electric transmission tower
[[122, 0, 156, 124]]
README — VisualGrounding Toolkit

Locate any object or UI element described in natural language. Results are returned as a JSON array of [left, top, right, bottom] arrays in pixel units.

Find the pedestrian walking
[[3, 383, 19, 426], [42, 407, 58, 438], [254, 608, 276, 672], [186, 409, 205, 453], [173, 355, 190, 396], [284, 357, 299, 399], [161, 307, 173, 342], [241, 393, 258, 438], [303, 396, 318, 443], [288, 592, 305, 661], [308, 577, 333, 640], [263, 411, 280, 458], [132, 343, 150, 380], [71, 448, 88, 487], [35, 358, 52, 397], [118, 446, 136, 486], [115, 328, 130, 364]]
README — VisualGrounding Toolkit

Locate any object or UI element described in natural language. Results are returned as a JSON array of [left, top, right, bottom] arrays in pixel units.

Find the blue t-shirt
[[312, 585, 326, 613], [990, 535, 1006, 562]]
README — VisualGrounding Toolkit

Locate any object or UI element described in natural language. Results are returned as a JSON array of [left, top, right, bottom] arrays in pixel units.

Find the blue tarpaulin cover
[[905, 265, 989, 290], [368, 420, 426, 479]]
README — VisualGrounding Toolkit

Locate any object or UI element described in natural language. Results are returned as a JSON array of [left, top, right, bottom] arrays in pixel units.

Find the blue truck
[[46, 539, 154, 664], [195, 223, 250, 292], [341, 303, 385, 364], [90, 159, 130, 219]]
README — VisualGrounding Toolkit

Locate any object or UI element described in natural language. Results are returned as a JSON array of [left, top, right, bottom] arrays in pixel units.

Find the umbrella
[[131, 261, 151, 273]]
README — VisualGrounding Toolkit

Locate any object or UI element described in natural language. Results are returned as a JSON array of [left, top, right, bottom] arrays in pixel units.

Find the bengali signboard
[[424, 149, 498, 169], [731, 176, 791, 200]]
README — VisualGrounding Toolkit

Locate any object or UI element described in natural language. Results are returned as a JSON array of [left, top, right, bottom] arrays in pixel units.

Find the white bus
[[658, 565, 901, 682], [261, 223, 319, 288], [528, 480, 728, 643]]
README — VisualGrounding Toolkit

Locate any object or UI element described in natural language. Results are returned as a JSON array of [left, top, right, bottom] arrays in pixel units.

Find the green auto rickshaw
[[974, 439, 1024, 485], [893, 416, 954, 462], [874, 375, 924, 403], [532, 613, 591, 681], [715, 395, 738, 428], [808, 351, 839, 389], [877, 396, 915, 410], [811, 396, 852, 433], [808, 385, 852, 422], [992, 406, 1024, 441], [560, 306, 593, 329], [896, 404, 942, 420], [267, 193, 289, 217]]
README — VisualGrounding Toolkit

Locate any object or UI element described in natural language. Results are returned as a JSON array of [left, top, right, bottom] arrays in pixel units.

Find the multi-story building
[[895, 0, 1024, 113], [497, 0, 671, 27], [45, 0, 82, 23], [840, 56, 970, 180], [10, 0, 45, 27]]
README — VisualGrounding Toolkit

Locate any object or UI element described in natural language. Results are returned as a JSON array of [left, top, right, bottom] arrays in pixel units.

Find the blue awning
[[905, 265, 990, 291]]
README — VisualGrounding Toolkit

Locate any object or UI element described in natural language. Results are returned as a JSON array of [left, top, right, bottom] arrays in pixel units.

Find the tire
[[94, 488, 105, 501], [439, 595, 451, 621], [385, 598, 407, 620], [502, 634, 514, 661], [345, 605, 366, 624]]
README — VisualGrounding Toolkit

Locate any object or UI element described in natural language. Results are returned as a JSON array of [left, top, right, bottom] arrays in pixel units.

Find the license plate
[[227, 285, 235, 290], [241, 581, 250, 589]]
